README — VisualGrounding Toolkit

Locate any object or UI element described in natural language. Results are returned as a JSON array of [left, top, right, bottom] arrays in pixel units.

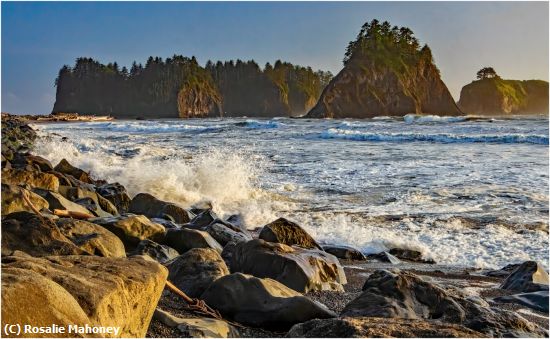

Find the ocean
[[30, 114, 549, 269]]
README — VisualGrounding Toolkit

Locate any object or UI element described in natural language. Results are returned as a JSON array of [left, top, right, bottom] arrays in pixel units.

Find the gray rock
[[58, 185, 118, 216], [485, 264, 521, 278], [231, 239, 347, 293], [33, 189, 94, 216], [259, 217, 322, 250], [129, 193, 191, 223], [494, 290, 549, 313], [163, 228, 223, 254], [151, 218, 180, 230], [96, 182, 131, 213], [166, 248, 229, 298], [322, 244, 366, 260], [74, 197, 113, 217], [221, 241, 238, 268], [188, 210, 219, 229], [500, 261, 549, 292], [206, 223, 252, 246], [201, 273, 336, 329], [389, 248, 435, 263], [130, 239, 179, 264]]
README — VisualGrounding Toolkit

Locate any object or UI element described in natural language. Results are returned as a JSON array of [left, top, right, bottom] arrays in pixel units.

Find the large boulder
[[33, 189, 94, 216], [500, 261, 549, 292], [206, 222, 252, 246], [55, 218, 126, 258], [129, 240, 179, 264], [11, 154, 53, 172], [153, 309, 239, 338], [2, 267, 93, 338], [341, 270, 465, 322], [342, 269, 546, 337], [58, 186, 118, 216], [163, 228, 223, 254], [1, 184, 49, 215], [90, 214, 166, 249], [129, 193, 190, 223], [166, 248, 229, 298], [54, 159, 94, 184], [259, 218, 322, 250], [231, 239, 346, 293], [1, 211, 83, 256], [96, 182, 131, 214], [201, 273, 336, 329], [285, 317, 485, 338], [322, 244, 366, 260], [73, 197, 113, 217], [2, 254, 168, 337], [1, 168, 59, 191]]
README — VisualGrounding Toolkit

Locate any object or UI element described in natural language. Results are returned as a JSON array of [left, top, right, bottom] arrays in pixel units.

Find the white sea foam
[[404, 114, 467, 124], [44, 121, 223, 134], [320, 128, 549, 144]]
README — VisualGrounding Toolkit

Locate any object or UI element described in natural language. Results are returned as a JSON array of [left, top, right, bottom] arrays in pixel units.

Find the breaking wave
[[235, 120, 282, 129], [320, 129, 549, 145]]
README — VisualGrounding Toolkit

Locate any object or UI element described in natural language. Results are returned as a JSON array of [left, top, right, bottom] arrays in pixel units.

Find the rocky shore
[[1, 113, 548, 338]]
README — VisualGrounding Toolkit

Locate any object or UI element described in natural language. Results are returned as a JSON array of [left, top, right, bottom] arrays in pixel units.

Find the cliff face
[[458, 78, 549, 115], [305, 20, 461, 118]]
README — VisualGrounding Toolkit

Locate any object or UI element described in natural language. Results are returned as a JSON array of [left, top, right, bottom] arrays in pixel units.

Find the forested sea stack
[[458, 68, 549, 115], [52, 57, 332, 118], [306, 20, 462, 118]]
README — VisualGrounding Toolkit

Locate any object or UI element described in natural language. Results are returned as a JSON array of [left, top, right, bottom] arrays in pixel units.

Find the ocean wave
[[320, 128, 549, 145], [56, 121, 224, 134], [403, 114, 468, 124], [235, 120, 281, 129]]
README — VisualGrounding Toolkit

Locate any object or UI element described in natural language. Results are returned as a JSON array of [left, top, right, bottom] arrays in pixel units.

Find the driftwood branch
[[53, 209, 94, 219]]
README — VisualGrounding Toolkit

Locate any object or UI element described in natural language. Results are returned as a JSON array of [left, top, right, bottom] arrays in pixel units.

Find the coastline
[[1, 113, 549, 338]]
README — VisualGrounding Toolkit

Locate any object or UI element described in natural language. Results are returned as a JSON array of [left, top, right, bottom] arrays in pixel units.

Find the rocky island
[[305, 20, 462, 118], [1, 113, 549, 338], [52, 57, 332, 119], [458, 68, 549, 115]]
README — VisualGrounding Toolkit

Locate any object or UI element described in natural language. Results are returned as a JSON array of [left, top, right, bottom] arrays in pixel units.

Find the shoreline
[[2, 113, 549, 338]]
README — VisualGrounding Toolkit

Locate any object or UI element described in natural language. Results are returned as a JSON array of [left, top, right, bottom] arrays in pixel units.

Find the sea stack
[[305, 20, 461, 118], [458, 69, 549, 115]]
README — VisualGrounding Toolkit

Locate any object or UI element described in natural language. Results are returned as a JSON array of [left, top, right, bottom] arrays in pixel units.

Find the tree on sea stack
[[476, 67, 498, 80], [306, 19, 461, 118]]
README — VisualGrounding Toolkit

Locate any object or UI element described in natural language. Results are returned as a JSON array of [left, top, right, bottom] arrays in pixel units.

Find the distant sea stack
[[458, 68, 549, 115], [305, 20, 461, 118], [52, 57, 332, 119]]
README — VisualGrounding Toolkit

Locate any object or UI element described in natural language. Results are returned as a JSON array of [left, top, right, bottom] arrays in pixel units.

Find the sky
[[1, 1, 548, 114]]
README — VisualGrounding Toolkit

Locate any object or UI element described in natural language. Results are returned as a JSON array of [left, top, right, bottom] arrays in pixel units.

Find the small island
[[458, 67, 549, 115]]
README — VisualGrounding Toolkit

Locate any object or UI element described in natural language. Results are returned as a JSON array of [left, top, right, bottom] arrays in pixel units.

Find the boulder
[[74, 197, 113, 217], [500, 261, 549, 292], [151, 218, 181, 229], [285, 317, 486, 338], [231, 239, 346, 293], [33, 189, 94, 216], [389, 248, 435, 263], [1, 184, 49, 215], [1, 168, 59, 191], [201, 273, 336, 329], [55, 218, 126, 258], [54, 159, 94, 184], [163, 228, 223, 254], [221, 241, 238, 268], [367, 251, 402, 264], [129, 193, 190, 223], [342, 269, 546, 337], [153, 308, 239, 338], [166, 248, 229, 298], [494, 290, 549, 313], [2, 254, 168, 337], [96, 182, 131, 214], [206, 222, 252, 246], [11, 154, 53, 172], [90, 214, 166, 249], [485, 264, 521, 278], [129, 240, 179, 264], [187, 210, 219, 229], [58, 186, 118, 215], [342, 270, 464, 321], [1, 211, 83, 256], [322, 244, 366, 260], [259, 217, 322, 250], [2, 267, 93, 338]]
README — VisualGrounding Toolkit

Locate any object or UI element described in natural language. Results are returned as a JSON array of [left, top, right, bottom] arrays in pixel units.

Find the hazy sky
[[2, 1, 548, 114]]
